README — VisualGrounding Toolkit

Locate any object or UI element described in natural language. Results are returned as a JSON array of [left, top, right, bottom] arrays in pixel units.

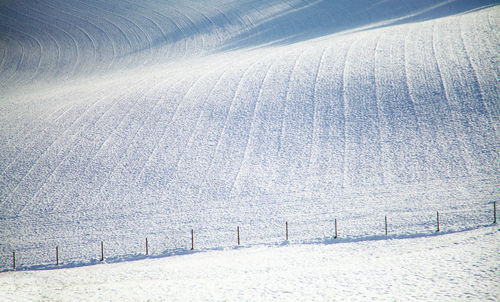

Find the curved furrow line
[[405, 21, 458, 180], [150, 10, 188, 60], [34, 0, 97, 75], [372, 33, 385, 185], [162, 68, 232, 201], [72, 16, 114, 72], [149, 7, 190, 59], [0, 44, 6, 71], [341, 36, 359, 189], [487, 8, 500, 41], [133, 14, 170, 61], [376, 27, 422, 184], [223, 0, 269, 45], [273, 45, 324, 194], [31, 79, 178, 214], [0, 41, 72, 192], [81, 0, 159, 65], [0, 33, 20, 83], [27, 7, 79, 77], [342, 30, 385, 187], [75, 0, 145, 61], [93, 78, 188, 206], [307, 46, 328, 179], [132, 74, 207, 192], [195, 0, 253, 47], [81, 14, 117, 71], [46, 84, 152, 214], [163, 66, 242, 180], [0, 94, 68, 182], [343, 30, 384, 187], [233, 48, 299, 195], [175, 2, 211, 52], [1, 83, 140, 214], [0, 9, 43, 72], [111, 74, 204, 208], [0, 97, 104, 212], [43, 0, 117, 73], [229, 58, 276, 197], [459, 12, 498, 140], [95, 16, 131, 65], [276, 50, 306, 155], [55, 0, 119, 70], [203, 1, 241, 33], [195, 60, 260, 201], [306, 36, 358, 190], [486, 9, 500, 81], [184, 3, 223, 50], [17, 2, 67, 76], [447, 14, 497, 174], [116, 14, 154, 63], [1, 5, 67, 80], [0, 98, 70, 177], [403, 25, 426, 181], [12, 84, 147, 216], [169, 5, 206, 55], [0, 86, 114, 194], [140, 69, 232, 204], [0, 23, 34, 86], [14, 35, 24, 78], [458, 10, 500, 138], [0, 28, 21, 84], [431, 21, 470, 177]]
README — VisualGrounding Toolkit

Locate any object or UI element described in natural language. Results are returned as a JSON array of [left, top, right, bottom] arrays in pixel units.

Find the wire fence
[[0, 201, 496, 272]]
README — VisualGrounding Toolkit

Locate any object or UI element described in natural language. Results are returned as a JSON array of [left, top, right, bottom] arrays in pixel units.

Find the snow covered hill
[[0, 0, 498, 276]]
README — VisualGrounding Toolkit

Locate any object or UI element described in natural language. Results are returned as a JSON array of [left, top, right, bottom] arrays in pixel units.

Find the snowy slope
[[0, 0, 499, 272]]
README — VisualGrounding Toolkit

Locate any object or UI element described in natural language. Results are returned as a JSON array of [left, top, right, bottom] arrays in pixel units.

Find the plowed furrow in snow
[[195, 59, 264, 202], [459, 8, 499, 140], [433, 17, 491, 177], [230, 57, 276, 197], [2, 81, 147, 216], [310, 36, 357, 189], [276, 46, 320, 193], [93, 75, 193, 209], [343, 31, 383, 187], [375, 27, 422, 184], [238, 49, 301, 195], [405, 21, 464, 179], [133, 72, 214, 201]]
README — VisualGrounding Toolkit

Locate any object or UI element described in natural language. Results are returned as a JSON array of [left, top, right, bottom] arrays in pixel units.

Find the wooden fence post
[[100, 241, 104, 261], [191, 229, 194, 250], [334, 219, 338, 239], [237, 226, 240, 246], [385, 216, 388, 236], [146, 237, 149, 255], [56, 246, 59, 265], [436, 211, 440, 232], [12, 252, 15, 270], [286, 221, 289, 241], [494, 202, 497, 224]]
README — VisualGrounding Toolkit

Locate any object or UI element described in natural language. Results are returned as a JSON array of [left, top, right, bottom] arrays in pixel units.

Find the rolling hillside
[[0, 0, 498, 270]]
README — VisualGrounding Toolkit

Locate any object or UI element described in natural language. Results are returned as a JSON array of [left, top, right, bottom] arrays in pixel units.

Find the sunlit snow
[[0, 0, 498, 300]]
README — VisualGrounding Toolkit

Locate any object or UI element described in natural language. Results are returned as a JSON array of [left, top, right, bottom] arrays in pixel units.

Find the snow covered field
[[0, 0, 499, 299]]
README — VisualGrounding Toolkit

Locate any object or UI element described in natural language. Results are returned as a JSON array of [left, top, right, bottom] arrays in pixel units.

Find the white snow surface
[[0, 0, 499, 299], [1, 226, 498, 301]]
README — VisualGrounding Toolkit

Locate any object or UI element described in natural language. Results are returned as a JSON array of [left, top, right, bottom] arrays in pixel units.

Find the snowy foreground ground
[[1, 226, 498, 301]]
